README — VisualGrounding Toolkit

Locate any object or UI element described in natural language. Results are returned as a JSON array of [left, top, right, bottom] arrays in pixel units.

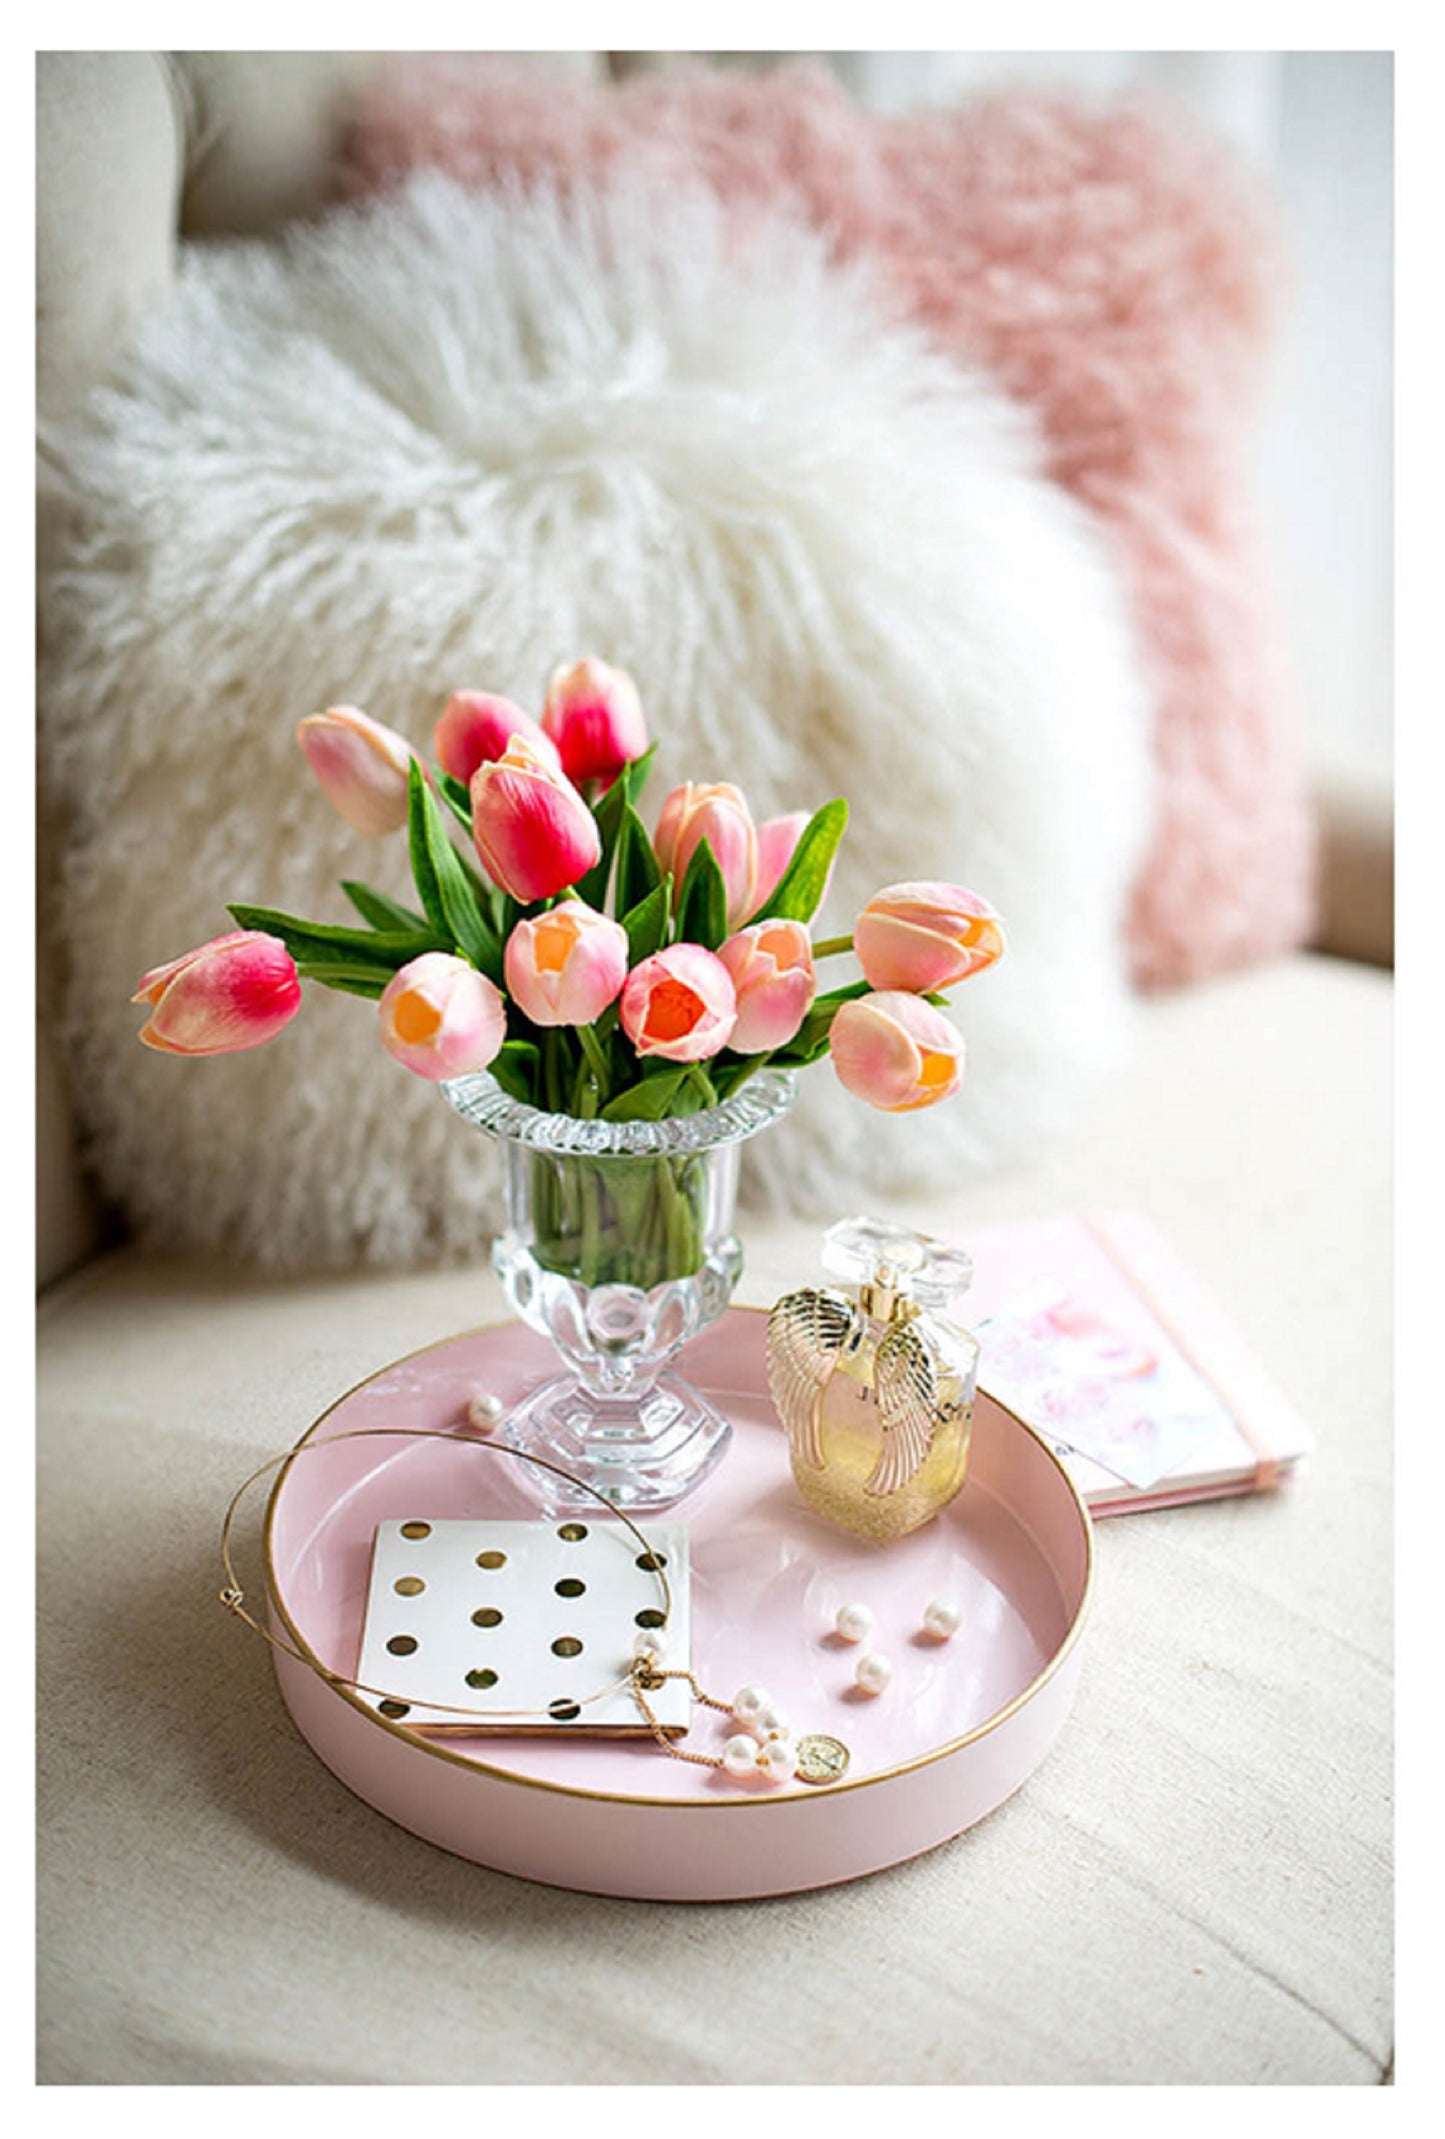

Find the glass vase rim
[[440, 1065, 799, 1157]]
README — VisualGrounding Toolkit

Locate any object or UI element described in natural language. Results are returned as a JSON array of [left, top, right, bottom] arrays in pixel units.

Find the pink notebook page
[[954, 1211, 1314, 1518]]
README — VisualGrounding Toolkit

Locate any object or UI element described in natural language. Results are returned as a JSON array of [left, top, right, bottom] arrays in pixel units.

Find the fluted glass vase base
[[502, 1372, 733, 1514]]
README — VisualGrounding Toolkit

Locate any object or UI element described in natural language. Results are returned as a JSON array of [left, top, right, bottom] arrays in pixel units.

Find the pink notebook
[[956, 1211, 1314, 1518]]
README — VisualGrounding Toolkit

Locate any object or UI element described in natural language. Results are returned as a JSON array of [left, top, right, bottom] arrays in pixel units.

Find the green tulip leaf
[[227, 903, 440, 973], [750, 798, 849, 925], [294, 965, 389, 1000], [340, 881, 429, 933], [676, 837, 728, 951], [406, 761, 502, 981], [437, 771, 474, 833], [615, 802, 663, 918], [771, 978, 873, 1066], [620, 877, 672, 966], [600, 1068, 690, 1122], [488, 1038, 540, 1105], [574, 765, 630, 910], [672, 1065, 718, 1115], [623, 743, 658, 806], [575, 750, 660, 910]]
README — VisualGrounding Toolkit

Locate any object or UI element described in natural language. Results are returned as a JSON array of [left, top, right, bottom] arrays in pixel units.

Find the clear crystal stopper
[[820, 1216, 973, 1308]]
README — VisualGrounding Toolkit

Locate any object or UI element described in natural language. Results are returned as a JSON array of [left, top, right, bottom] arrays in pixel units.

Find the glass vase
[[441, 1068, 798, 1510]]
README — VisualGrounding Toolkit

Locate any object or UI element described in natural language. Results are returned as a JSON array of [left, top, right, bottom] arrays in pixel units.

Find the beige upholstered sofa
[[36, 55, 1393, 2086]]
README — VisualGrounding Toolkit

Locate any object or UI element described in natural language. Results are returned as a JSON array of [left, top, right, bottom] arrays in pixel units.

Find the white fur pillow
[[40, 175, 1150, 1267]]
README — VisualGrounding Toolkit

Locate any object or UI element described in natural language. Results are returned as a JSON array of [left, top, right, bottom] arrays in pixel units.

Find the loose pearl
[[467, 1388, 504, 1433], [753, 1703, 789, 1740], [922, 1599, 962, 1640], [633, 1628, 667, 1663], [757, 1738, 798, 1781], [721, 1734, 761, 1778], [855, 1652, 893, 1695], [835, 1602, 874, 1644], [731, 1684, 769, 1720]]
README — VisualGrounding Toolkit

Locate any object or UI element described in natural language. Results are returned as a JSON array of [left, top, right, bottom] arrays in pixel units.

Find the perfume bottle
[[767, 1217, 979, 1541]]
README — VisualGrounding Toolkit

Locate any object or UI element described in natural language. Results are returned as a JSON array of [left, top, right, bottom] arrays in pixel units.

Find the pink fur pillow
[[342, 60, 1315, 988]]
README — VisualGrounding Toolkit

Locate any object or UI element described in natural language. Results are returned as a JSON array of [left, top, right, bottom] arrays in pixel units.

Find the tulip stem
[[810, 934, 854, 959], [577, 1023, 612, 1103]]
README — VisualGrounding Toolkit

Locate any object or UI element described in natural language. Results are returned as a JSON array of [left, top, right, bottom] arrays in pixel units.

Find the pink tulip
[[542, 658, 648, 788], [504, 901, 629, 1027], [470, 735, 602, 902], [717, 919, 816, 1054], [654, 782, 758, 931], [378, 953, 507, 1082], [830, 991, 965, 1113], [619, 944, 737, 1064], [433, 691, 561, 785], [854, 882, 1006, 994], [296, 706, 414, 836], [752, 812, 811, 911], [132, 930, 302, 1056]]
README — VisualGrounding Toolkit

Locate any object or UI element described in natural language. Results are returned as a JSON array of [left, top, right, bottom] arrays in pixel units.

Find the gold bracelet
[[219, 1422, 849, 1787]]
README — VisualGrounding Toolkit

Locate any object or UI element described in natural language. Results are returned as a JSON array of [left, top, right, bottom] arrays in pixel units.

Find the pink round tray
[[264, 1307, 1094, 1900]]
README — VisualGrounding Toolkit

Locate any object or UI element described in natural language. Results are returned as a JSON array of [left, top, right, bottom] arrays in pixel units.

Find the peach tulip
[[717, 919, 816, 1054], [470, 735, 602, 902], [378, 953, 507, 1082], [296, 706, 413, 836], [854, 882, 1006, 994], [132, 930, 301, 1056], [830, 991, 965, 1112], [619, 944, 737, 1063], [752, 812, 810, 911], [654, 782, 758, 931], [542, 658, 648, 788], [504, 901, 629, 1027], [434, 691, 560, 784]]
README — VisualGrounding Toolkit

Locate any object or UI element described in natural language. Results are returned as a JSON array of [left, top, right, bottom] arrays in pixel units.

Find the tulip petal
[[136, 931, 302, 1056], [718, 918, 816, 1053], [504, 902, 628, 1027], [830, 997, 924, 1109], [619, 944, 737, 1062], [379, 953, 507, 1081], [855, 881, 1005, 992], [471, 738, 601, 902], [297, 707, 413, 837], [830, 990, 964, 1112], [434, 692, 560, 784], [542, 658, 648, 786], [753, 813, 810, 911]]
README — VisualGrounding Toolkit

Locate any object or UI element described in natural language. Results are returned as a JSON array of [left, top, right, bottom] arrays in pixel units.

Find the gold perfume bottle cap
[[858, 1260, 919, 1324]]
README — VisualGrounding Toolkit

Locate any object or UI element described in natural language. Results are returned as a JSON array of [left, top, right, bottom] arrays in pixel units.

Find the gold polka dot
[[378, 1700, 410, 1719], [471, 1608, 503, 1628], [465, 1668, 498, 1691], [386, 1634, 418, 1656], [393, 1576, 425, 1597], [555, 1578, 586, 1599], [635, 1608, 665, 1630], [399, 1521, 432, 1540], [551, 1635, 583, 1658], [557, 1523, 589, 1543], [476, 1550, 507, 1570]]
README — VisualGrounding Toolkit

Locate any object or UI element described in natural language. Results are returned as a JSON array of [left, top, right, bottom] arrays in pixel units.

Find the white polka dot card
[[355, 1518, 692, 1735]]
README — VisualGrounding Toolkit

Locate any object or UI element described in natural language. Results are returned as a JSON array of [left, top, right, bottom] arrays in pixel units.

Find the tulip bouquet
[[133, 660, 1003, 1288]]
